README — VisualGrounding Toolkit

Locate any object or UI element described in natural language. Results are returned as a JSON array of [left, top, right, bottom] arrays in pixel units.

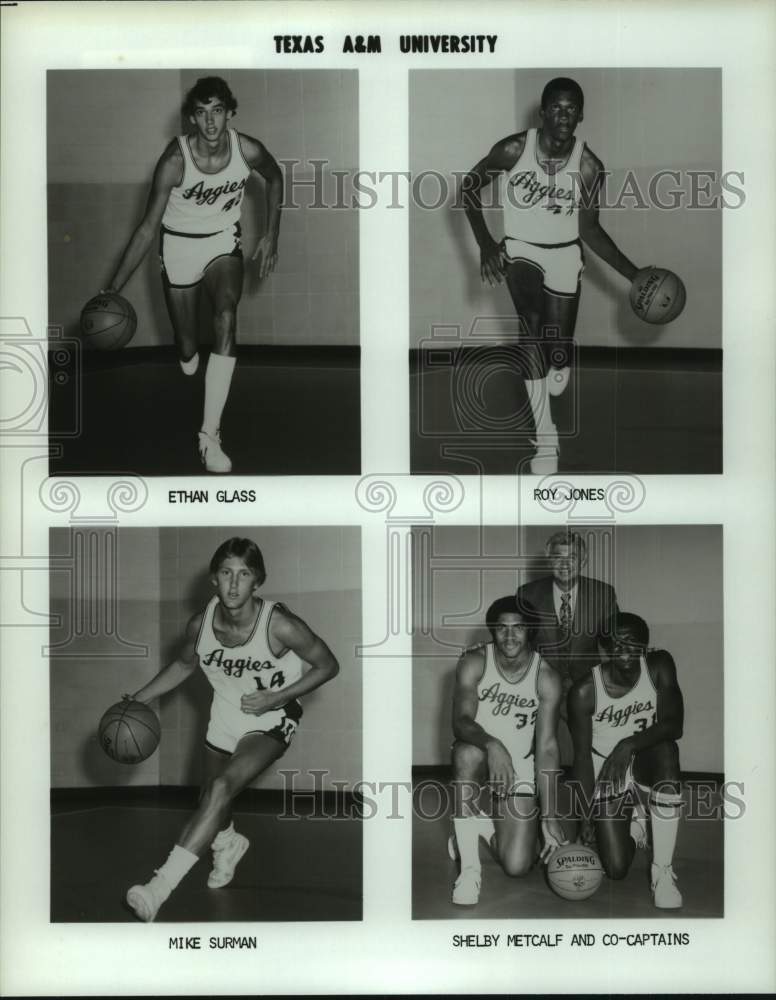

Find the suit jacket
[[516, 575, 619, 689]]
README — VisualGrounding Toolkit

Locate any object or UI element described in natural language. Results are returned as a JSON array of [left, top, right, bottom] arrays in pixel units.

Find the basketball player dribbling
[[462, 77, 641, 474], [568, 612, 684, 908], [449, 597, 568, 905], [103, 76, 282, 473], [123, 537, 339, 922]]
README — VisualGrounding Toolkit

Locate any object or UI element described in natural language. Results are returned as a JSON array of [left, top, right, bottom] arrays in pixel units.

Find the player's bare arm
[[597, 651, 684, 792], [239, 605, 339, 715], [577, 148, 639, 283], [106, 140, 184, 293], [568, 676, 596, 844], [452, 648, 515, 791], [462, 134, 525, 286], [238, 133, 283, 280], [534, 660, 567, 858], [131, 611, 202, 704]]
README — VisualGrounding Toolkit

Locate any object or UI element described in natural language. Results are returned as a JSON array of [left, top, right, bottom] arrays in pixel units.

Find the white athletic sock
[[524, 377, 555, 436], [453, 815, 491, 872], [649, 789, 683, 868], [211, 822, 236, 850], [156, 844, 199, 891], [202, 354, 236, 436]]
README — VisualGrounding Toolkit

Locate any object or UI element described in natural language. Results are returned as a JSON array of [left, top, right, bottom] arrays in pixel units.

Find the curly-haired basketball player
[[568, 612, 684, 908], [124, 537, 339, 922], [462, 77, 641, 474], [103, 76, 282, 473], [448, 596, 568, 905]]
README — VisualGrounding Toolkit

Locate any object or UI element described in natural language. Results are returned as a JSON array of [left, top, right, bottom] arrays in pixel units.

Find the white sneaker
[[198, 430, 232, 474], [208, 832, 249, 889], [180, 352, 199, 376], [452, 866, 482, 905], [547, 366, 570, 397], [651, 863, 683, 909], [529, 426, 559, 475], [126, 871, 172, 923]]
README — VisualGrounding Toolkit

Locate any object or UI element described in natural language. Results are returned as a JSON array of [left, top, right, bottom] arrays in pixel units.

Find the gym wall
[[49, 526, 362, 791], [47, 69, 358, 348], [412, 524, 723, 774], [410, 68, 722, 351]]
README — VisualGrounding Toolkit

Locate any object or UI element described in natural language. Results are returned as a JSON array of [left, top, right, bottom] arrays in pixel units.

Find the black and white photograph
[[47, 69, 360, 476], [411, 524, 724, 919], [410, 68, 723, 475], [49, 526, 362, 922]]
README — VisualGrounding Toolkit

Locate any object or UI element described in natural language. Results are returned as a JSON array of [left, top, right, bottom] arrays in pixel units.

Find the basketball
[[629, 267, 686, 325], [98, 699, 160, 764], [80, 292, 137, 349], [546, 844, 604, 901]]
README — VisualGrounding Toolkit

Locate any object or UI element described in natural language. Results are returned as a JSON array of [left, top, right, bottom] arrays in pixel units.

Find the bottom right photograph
[[411, 523, 724, 919]]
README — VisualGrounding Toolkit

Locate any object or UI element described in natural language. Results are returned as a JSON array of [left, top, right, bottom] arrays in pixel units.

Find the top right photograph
[[410, 68, 723, 476]]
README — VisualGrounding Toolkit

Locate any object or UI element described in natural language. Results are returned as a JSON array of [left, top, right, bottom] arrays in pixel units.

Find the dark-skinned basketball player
[[462, 77, 642, 474], [568, 612, 684, 908], [124, 537, 339, 922], [449, 596, 568, 905], [103, 76, 282, 473]]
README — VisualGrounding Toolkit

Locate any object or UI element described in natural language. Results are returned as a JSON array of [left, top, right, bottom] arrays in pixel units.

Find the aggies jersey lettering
[[501, 128, 586, 246], [476, 644, 541, 788], [196, 595, 304, 752], [162, 128, 251, 234], [590, 658, 657, 779]]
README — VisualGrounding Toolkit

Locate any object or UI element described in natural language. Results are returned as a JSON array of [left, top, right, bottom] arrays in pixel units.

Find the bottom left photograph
[[49, 525, 362, 923]]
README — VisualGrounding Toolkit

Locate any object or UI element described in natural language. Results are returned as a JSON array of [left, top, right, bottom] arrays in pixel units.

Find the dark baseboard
[[411, 345, 722, 373], [411, 765, 724, 785]]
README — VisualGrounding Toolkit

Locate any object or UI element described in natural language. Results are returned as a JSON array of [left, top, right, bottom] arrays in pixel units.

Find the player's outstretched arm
[[239, 606, 339, 716], [461, 135, 523, 286], [577, 150, 639, 283], [240, 134, 283, 280], [105, 140, 183, 294], [568, 677, 596, 843], [535, 661, 568, 859], [131, 612, 202, 705], [452, 649, 515, 793]]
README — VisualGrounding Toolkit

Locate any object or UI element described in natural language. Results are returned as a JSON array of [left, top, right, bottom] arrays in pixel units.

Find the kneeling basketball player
[[124, 537, 339, 922], [103, 76, 283, 473], [568, 612, 684, 908], [449, 596, 567, 905]]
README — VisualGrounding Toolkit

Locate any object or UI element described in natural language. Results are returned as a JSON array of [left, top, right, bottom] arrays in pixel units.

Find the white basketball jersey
[[162, 128, 251, 234], [476, 644, 541, 767], [591, 659, 657, 771], [501, 128, 586, 245], [195, 596, 304, 710]]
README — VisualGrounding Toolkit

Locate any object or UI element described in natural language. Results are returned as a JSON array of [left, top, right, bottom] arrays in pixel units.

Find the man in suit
[[516, 530, 618, 762]]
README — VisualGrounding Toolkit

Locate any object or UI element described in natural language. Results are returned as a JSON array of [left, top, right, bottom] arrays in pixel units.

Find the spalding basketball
[[629, 267, 686, 325], [98, 699, 160, 764], [546, 844, 604, 901], [80, 292, 137, 349]]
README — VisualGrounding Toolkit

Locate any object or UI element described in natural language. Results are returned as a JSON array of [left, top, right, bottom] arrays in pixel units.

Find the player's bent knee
[[452, 741, 486, 778], [601, 854, 631, 881], [500, 853, 533, 878]]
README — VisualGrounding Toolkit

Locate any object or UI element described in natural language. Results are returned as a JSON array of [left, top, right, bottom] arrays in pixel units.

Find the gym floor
[[48, 346, 360, 477], [51, 789, 362, 922], [412, 777, 724, 920], [410, 347, 722, 475]]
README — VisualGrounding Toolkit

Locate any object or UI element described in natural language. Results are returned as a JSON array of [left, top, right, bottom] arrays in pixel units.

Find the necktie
[[560, 591, 572, 629]]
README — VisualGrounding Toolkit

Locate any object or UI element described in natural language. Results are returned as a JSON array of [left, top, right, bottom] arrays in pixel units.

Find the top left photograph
[[47, 69, 360, 476]]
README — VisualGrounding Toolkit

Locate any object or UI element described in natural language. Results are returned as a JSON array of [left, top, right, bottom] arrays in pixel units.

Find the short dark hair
[[541, 77, 584, 110], [600, 611, 650, 649], [209, 537, 266, 586], [487, 595, 540, 645], [183, 76, 238, 117], [545, 530, 587, 558]]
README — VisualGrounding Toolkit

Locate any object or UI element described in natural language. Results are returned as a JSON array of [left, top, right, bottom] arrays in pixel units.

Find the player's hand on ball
[[486, 740, 515, 797], [252, 234, 278, 280], [240, 689, 277, 716], [540, 818, 569, 863], [598, 740, 634, 796], [480, 242, 505, 286]]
